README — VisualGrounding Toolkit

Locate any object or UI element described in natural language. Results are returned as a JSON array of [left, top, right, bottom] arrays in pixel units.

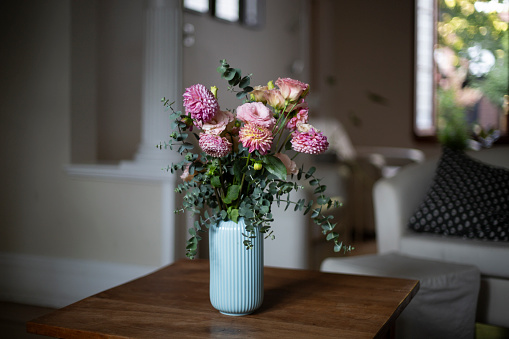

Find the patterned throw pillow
[[408, 147, 509, 241]]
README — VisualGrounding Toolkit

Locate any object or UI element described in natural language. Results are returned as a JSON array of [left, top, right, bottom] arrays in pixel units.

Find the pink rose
[[274, 153, 298, 176], [250, 85, 269, 103], [285, 98, 308, 113], [276, 78, 309, 103], [286, 108, 309, 131], [180, 163, 195, 182], [201, 110, 234, 135], [264, 89, 286, 111], [236, 102, 276, 130]]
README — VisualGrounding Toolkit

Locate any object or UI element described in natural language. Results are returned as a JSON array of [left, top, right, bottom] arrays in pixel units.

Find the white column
[[67, 0, 185, 267], [123, 0, 183, 266], [134, 0, 182, 165]]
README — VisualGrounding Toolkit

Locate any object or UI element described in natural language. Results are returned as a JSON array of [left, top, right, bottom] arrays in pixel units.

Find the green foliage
[[261, 155, 287, 180], [217, 59, 254, 99], [437, 0, 507, 54], [436, 0, 508, 140], [478, 56, 508, 108], [437, 88, 471, 150]]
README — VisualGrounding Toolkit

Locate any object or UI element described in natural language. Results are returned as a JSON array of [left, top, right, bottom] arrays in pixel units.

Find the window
[[415, 0, 509, 143], [214, 0, 240, 22], [184, 0, 265, 28], [184, 0, 210, 14]]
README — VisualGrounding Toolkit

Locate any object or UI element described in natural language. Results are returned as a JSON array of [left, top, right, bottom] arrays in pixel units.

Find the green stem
[[272, 103, 289, 134], [277, 132, 293, 154], [218, 158, 225, 192], [236, 153, 251, 208], [273, 101, 299, 151], [213, 187, 224, 210]]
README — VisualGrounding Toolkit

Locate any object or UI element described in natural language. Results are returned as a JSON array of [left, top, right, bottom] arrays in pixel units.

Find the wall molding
[[0, 252, 158, 308]]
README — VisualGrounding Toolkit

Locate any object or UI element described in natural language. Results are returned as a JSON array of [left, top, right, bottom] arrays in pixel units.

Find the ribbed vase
[[209, 218, 264, 316]]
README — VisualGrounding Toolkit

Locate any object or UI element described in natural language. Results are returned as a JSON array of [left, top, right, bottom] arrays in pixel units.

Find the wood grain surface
[[27, 259, 419, 339]]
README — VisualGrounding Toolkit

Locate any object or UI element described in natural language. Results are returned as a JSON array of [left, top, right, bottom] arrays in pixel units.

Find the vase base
[[219, 311, 253, 316]]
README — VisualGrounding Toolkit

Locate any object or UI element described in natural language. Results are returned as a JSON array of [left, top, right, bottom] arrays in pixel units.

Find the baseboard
[[0, 252, 158, 309]]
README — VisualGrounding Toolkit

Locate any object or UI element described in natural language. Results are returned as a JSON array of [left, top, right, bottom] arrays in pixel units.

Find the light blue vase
[[209, 218, 264, 316]]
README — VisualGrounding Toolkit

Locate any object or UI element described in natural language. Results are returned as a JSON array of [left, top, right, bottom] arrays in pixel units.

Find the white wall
[[0, 0, 166, 307], [0, 0, 167, 265], [0, 0, 441, 307], [314, 0, 439, 156]]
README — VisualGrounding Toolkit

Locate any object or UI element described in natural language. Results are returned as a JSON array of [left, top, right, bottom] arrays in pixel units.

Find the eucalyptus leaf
[[309, 179, 320, 186], [326, 232, 338, 241], [239, 76, 251, 88], [223, 68, 236, 81], [217, 65, 227, 74], [305, 167, 316, 179], [229, 72, 241, 86], [334, 242, 343, 252], [315, 186, 327, 194]]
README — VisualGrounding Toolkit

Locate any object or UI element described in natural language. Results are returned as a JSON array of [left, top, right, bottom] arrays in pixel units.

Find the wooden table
[[27, 259, 419, 338]]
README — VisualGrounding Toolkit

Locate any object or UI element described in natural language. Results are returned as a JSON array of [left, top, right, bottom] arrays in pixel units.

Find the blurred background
[[0, 0, 507, 318]]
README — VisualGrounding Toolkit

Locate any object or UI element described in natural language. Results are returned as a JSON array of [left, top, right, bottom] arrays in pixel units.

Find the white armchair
[[313, 117, 426, 240], [373, 146, 509, 328]]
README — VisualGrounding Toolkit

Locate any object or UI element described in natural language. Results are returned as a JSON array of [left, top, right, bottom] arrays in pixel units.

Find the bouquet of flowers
[[161, 60, 352, 259]]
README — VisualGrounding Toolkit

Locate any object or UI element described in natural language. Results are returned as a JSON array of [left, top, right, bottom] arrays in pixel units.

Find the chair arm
[[373, 159, 438, 253]]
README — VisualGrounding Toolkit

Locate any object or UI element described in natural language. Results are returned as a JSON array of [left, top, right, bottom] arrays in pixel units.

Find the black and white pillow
[[408, 147, 509, 241]]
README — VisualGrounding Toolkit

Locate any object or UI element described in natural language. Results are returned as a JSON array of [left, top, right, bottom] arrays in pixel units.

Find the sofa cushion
[[400, 232, 509, 279], [408, 147, 509, 241]]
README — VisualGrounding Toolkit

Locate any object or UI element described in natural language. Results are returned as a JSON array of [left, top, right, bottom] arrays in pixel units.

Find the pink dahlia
[[183, 84, 219, 125], [239, 123, 273, 155], [198, 133, 232, 158], [291, 127, 329, 154]]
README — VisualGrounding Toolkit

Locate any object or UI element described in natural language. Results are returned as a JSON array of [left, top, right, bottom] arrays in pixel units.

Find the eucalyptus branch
[[162, 60, 353, 259], [236, 153, 251, 208]]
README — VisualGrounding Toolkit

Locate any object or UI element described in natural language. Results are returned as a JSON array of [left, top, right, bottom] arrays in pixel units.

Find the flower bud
[[181, 116, 193, 128], [254, 162, 263, 170], [210, 86, 218, 98], [297, 122, 315, 133], [267, 80, 275, 90]]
